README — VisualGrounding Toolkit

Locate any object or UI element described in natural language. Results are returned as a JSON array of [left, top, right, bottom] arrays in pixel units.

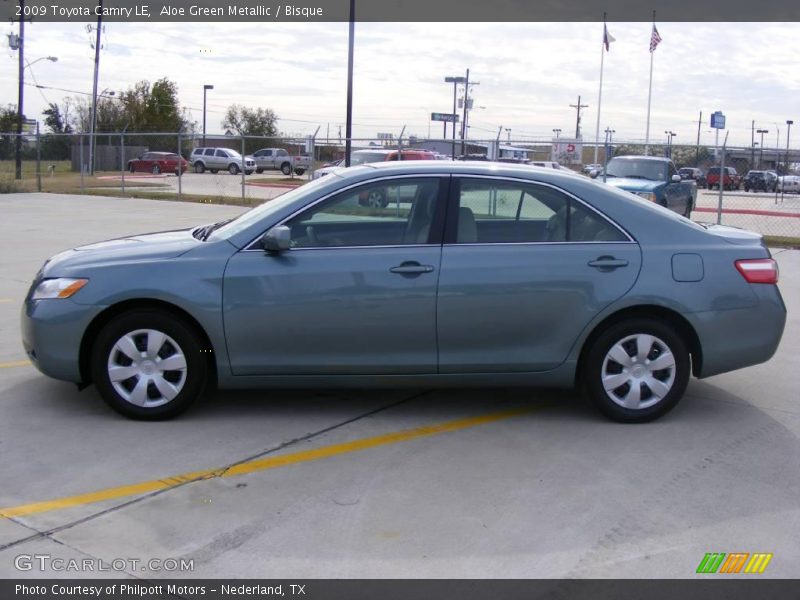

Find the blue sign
[[710, 111, 726, 129]]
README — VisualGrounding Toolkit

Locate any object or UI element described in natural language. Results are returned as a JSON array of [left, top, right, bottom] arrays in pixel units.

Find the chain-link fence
[[1, 131, 798, 243]]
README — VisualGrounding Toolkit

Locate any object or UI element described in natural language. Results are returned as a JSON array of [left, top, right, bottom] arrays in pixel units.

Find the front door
[[223, 176, 447, 375]]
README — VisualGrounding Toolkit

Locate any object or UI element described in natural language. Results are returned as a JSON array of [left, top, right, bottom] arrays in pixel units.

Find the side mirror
[[589, 170, 599, 179], [671, 174, 682, 183], [262, 225, 291, 253]]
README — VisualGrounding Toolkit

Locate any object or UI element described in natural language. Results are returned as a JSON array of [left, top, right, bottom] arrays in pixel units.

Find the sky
[[2, 20, 799, 148]]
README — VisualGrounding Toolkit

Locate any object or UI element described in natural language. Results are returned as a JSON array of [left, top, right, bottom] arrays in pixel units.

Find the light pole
[[202, 84, 214, 147], [757, 129, 769, 168], [553, 128, 561, 140], [505, 128, 511, 143], [786, 120, 793, 173], [445, 75, 466, 160], [603, 127, 615, 180], [14, 55, 58, 180]]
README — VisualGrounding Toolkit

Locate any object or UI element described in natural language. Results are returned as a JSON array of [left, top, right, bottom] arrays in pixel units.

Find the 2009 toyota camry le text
[[21, 161, 786, 422]]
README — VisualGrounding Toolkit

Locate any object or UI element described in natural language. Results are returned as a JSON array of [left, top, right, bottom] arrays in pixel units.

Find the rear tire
[[294, 168, 305, 176], [91, 310, 208, 420], [582, 318, 690, 423]]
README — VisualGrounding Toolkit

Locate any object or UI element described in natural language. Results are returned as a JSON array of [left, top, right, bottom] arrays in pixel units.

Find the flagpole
[[593, 13, 606, 165], [644, 11, 655, 156]]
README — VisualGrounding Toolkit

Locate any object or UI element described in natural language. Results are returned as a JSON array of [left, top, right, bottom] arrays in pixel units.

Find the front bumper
[[21, 298, 103, 383]]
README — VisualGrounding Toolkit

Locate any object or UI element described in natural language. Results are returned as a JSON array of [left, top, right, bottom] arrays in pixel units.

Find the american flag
[[603, 23, 615, 52], [649, 25, 662, 52]]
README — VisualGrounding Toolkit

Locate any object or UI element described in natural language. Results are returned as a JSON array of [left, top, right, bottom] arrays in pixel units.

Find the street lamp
[[553, 128, 561, 140], [505, 128, 512, 143], [203, 84, 214, 147], [757, 129, 769, 168], [786, 120, 793, 173], [664, 130, 676, 158], [445, 75, 466, 160]]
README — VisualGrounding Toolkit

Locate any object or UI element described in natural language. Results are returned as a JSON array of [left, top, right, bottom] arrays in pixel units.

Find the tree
[[222, 104, 279, 153], [39, 102, 73, 160], [0, 104, 23, 160]]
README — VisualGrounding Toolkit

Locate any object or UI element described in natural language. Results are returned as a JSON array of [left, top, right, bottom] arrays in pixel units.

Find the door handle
[[390, 262, 434, 275], [588, 256, 629, 270]]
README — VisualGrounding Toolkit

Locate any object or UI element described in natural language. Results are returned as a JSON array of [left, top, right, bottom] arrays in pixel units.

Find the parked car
[[189, 147, 255, 175], [583, 163, 603, 174], [593, 156, 697, 217], [312, 149, 436, 182], [251, 148, 310, 176], [22, 161, 785, 423], [706, 166, 741, 191], [743, 170, 777, 193], [777, 175, 800, 193], [127, 152, 188, 176], [678, 167, 707, 189]]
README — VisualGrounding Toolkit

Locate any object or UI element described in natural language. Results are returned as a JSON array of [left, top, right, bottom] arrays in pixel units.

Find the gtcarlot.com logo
[[14, 554, 194, 572], [696, 552, 773, 574]]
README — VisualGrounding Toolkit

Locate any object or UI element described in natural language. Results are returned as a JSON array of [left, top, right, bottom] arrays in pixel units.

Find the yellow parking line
[[0, 405, 539, 520], [0, 360, 31, 369]]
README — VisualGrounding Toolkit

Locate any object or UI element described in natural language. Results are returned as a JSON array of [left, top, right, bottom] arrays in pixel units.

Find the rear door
[[437, 176, 641, 373]]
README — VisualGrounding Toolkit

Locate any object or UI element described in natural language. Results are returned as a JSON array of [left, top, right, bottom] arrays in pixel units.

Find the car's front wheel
[[281, 162, 292, 175], [582, 318, 690, 422], [194, 161, 205, 174], [228, 163, 239, 175], [91, 310, 208, 420]]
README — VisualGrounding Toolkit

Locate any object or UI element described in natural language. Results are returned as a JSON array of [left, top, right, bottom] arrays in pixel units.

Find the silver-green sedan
[[22, 162, 786, 422]]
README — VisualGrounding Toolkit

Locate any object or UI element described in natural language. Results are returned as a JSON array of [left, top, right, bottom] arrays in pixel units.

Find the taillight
[[735, 259, 779, 284]]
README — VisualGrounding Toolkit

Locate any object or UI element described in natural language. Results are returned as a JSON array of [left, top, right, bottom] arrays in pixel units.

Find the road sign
[[710, 111, 726, 129], [431, 112, 459, 123]]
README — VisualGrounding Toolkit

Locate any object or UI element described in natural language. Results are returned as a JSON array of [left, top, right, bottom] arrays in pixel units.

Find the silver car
[[22, 162, 786, 422], [190, 147, 255, 175]]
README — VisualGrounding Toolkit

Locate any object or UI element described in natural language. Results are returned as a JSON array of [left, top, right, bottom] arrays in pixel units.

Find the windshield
[[605, 159, 667, 181], [226, 150, 242, 158], [350, 152, 390, 165], [206, 176, 335, 242]]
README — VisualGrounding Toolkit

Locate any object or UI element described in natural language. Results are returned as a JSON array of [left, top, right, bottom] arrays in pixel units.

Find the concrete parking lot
[[0, 193, 798, 579]]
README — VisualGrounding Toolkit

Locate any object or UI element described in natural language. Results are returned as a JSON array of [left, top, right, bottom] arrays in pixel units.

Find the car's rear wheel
[[294, 168, 305, 176], [152, 164, 161, 175], [281, 162, 292, 175], [91, 310, 208, 420], [229, 163, 239, 175], [256, 168, 264, 174], [582, 318, 690, 422], [194, 162, 205, 174]]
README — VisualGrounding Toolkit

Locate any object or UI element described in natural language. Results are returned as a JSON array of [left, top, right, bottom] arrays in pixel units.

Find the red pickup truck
[[706, 166, 741, 191]]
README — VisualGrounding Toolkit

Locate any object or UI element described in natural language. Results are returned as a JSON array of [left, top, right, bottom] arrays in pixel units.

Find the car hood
[[42, 229, 199, 274], [603, 178, 662, 192]]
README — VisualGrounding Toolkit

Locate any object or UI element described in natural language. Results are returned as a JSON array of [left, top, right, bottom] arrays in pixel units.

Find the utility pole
[[751, 120, 755, 168], [570, 95, 588, 139], [14, 0, 26, 180], [695, 110, 702, 166], [757, 129, 769, 168], [344, 0, 355, 166], [460, 69, 472, 157], [88, 0, 103, 175]]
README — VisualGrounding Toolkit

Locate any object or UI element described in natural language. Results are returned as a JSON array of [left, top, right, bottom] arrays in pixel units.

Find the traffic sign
[[710, 111, 726, 129], [431, 112, 459, 123]]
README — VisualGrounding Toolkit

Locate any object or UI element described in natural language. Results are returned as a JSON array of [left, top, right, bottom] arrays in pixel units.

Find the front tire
[[582, 318, 690, 423], [194, 162, 205, 174], [228, 163, 239, 175], [91, 310, 208, 420]]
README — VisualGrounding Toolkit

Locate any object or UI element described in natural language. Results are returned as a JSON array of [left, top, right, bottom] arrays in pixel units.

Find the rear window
[[350, 152, 391, 166]]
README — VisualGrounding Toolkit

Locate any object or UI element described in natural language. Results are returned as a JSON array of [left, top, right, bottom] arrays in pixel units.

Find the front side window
[[276, 150, 288, 157], [454, 179, 626, 244], [204, 148, 215, 156], [215, 149, 228, 158], [284, 178, 441, 248]]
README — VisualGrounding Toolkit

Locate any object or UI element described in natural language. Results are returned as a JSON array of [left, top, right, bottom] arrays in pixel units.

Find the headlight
[[32, 278, 89, 300], [634, 192, 657, 202]]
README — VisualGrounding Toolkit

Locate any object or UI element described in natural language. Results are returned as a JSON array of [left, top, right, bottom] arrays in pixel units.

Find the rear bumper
[[688, 285, 787, 378]]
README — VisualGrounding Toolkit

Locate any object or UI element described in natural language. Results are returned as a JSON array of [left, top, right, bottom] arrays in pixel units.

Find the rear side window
[[215, 149, 228, 157], [204, 149, 215, 156], [453, 179, 626, 244], [276, 150, 288, 157]]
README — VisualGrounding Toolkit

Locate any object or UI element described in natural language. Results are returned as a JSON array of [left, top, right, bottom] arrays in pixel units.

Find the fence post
[[177, 132, 182, 202], [716, 132, 729, 225], [120, 132, 125, 196], [79, 134, 85, 194], [241, 135, 246, 203], [36, 122, 42, 192]]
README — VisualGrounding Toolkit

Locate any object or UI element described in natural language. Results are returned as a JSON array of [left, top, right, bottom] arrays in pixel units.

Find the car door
[[223, 175, 448, 375], [437, 176, 641, 373], [663, 162, 684, 212]]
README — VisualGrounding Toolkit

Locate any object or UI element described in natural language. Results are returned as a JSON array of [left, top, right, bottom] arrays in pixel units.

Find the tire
[[281, 162, 292, 176], [365, 189, 387, 208], [294, 168, 305, 176], [245, 170, 254, 176], [194, 162, 205, 174], [745, 185, 750, 192], [683, 199, 693, 218], [152, 164, 161, 175], [128, 163, 135, 173], [228, 163, 239, 175], [582, 318, 690, 423], [256, 168, 264, 174], [91, 310, 208, 420]]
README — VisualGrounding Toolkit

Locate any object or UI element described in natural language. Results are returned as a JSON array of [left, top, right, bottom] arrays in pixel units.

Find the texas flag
[[603, 23, 615, 51]]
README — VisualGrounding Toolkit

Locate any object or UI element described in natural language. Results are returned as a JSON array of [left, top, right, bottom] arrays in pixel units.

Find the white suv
[[190, 147, 255, 175]]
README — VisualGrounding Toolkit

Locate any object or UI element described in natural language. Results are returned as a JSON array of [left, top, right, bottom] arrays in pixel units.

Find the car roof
[[611, 155, 671, 162]]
